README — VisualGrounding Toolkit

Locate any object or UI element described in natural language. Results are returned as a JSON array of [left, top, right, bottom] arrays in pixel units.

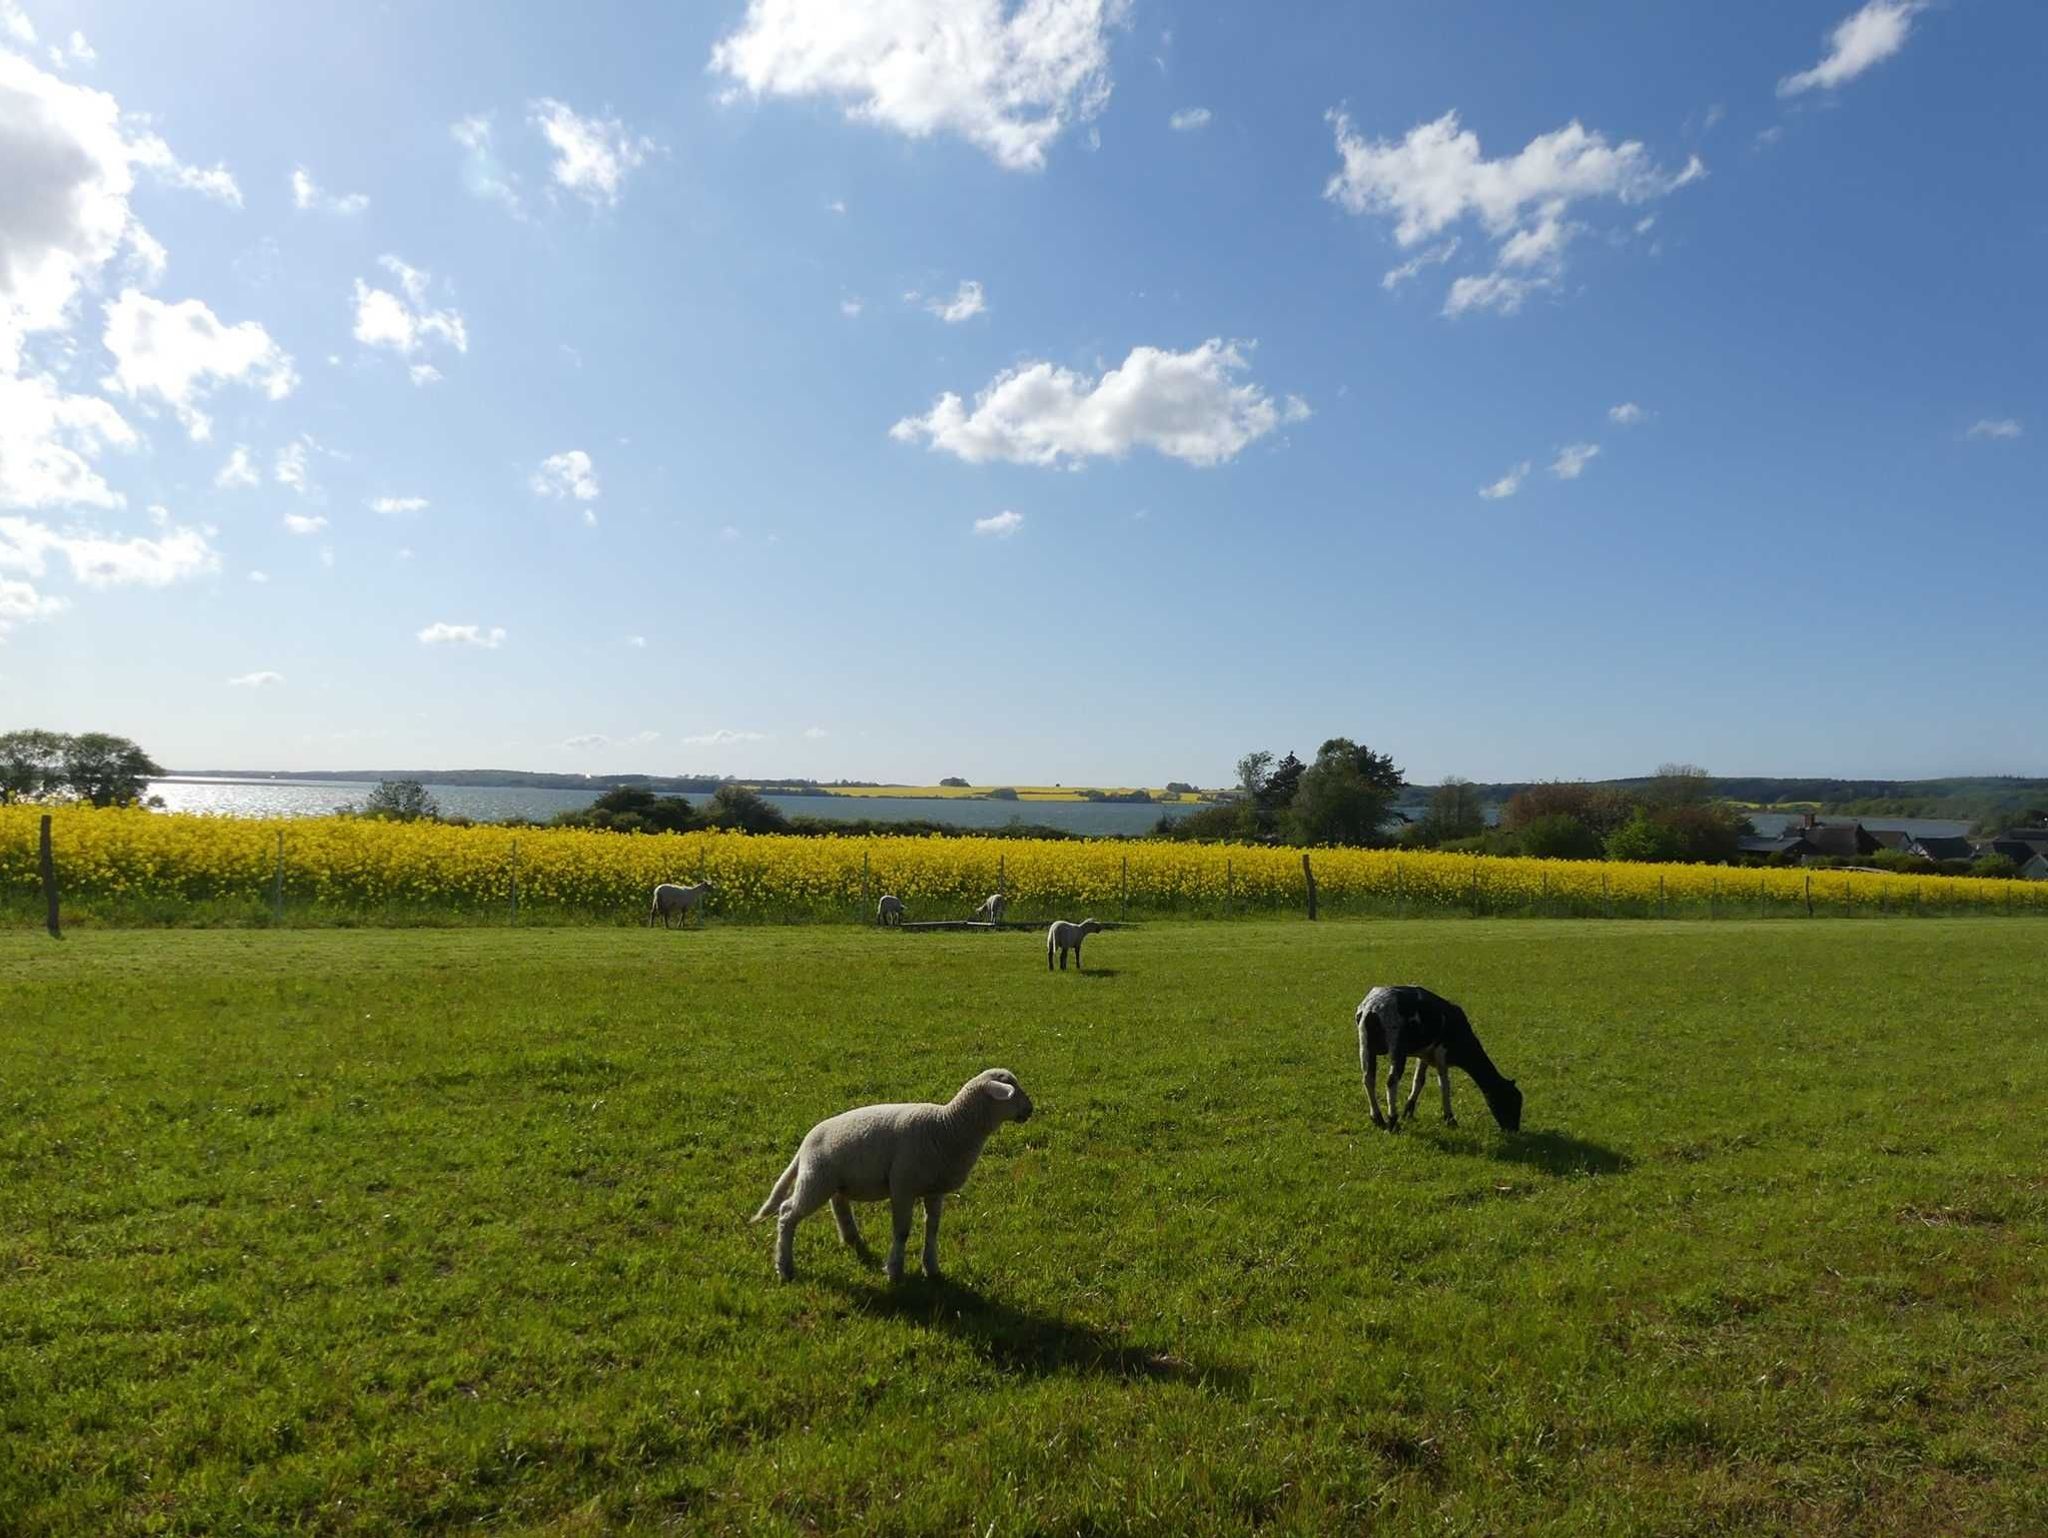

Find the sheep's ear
[[984, 1079, 1016, 1100]]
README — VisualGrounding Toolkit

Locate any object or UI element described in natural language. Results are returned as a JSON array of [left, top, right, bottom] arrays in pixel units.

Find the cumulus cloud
[[351, 255, 467, 360], [227, 669, 284, 687], [274, 438, 312, 495], [2, 3, 33, 44], [710, 0, 1124, 171], [282, 512, 326, 535], [624, 634, 647, 648], [531, 449, 599, 501], [839, 297, 864, 317], [918, 279, 986, 323], [125, 130, 242, 207], [1551, 442, 1600, 479], [1168, 107, 1210, 131], [290, 165, 368, 215], [1966, 418, 2022, 441], [213, 445, 260, 489], [891, 339, 1301, 468], [530, 98, 655, 206], [1608, 401, 1647, 425], [562, 729, 660, 750], [452, 113, 524, 215], [99, 290, 296, 439], [247, 569, 268, 583], [683, 727, 766, 745], [418, 622, 506, 648], [1327, 108, 1702, 317], [0, 371, 137, 509], [1478, 460, 1531, 500], [368, 495, 429, 514], [973, 509, 1023, 537], [0, 511, 220, 596], [408, 363, 443, 387], [803, 725, 829, 739], [1779, 2, 1925, 97], [1381, 237, 1459, 291]]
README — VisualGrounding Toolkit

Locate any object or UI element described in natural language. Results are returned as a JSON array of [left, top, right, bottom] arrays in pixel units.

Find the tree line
[[0, 730, 163, 808]]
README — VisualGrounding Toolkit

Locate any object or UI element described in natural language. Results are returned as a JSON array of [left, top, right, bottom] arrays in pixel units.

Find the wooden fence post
[[1804, 874, 1813, 918], [1302, 852, 1317, 921], [1471, 861, 1482, 917], [1121, 854, 1129, 920], [1710, 878, 1718, 921], [271, 830, 286, 923], [997, 852, 1005, 897], [39, 813, 59, 939], [1225, 858, 1233, 919], [861, 849, 870, 920], [1658, 873, 1666, 918], [508, 839, 519, 921], [1601, 870, 1610, 920], [1395, 865, 1405, 919], [1541, 869, 1549, 917], [1757, 876, 1765, 920]]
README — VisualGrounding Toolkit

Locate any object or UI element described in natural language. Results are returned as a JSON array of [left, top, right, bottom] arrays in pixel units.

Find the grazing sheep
[[876, 893, 906, 926], [971, 892, 1007, 924], [1046, 918, 1104, 971], [1356, 985, 1522, 1132], [648, 880, 717, 929], [750, 1068, 1035, 1283]]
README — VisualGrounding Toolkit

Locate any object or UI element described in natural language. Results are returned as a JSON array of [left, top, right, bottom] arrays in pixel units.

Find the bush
[[1970, 854, 2020, 880], [988, 786, 1019, 800], [1519, 813, 1606, 861], [939, 777, 970, 788], [705, 783, 789, 834], [1606, 813, 1689, 863], [360, 779, 440, 822]]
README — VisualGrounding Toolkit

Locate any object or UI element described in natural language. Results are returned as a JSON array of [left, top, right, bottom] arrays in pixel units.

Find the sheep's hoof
[[1443, 1115, 1457, 1128]]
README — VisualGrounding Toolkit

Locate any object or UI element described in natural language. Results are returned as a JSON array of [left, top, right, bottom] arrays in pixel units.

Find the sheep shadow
[[821, 1275, 1245, 1395], [1065, 966, 1122, 979], [1484, 1128, 1632, 1177]]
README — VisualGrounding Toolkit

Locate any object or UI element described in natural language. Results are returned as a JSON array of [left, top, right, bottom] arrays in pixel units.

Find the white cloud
[[683, 727, 766, 745], [214, 445, 260, 489], [125, 131, 242, 207], [282, 512, 327, 535], [920, 279, 986, 323], [1381, 237, 1459, 291], [840, 297, 864, 317], [0, 510, 220, 591], [290, 165, 368, 215], [351, 255, 467, 359], [368, 495, 429, 514], [408, 363, 443, 387], [1779, 2, 1924, 97], [973, 509, 1023, 537], [227, 669, 284, 687], [0, 573, 64, 634], [2, 3, 34, 44], [1966, 418, 2022, 441], [892, 338, 1300, 468], [1478, 460, 1530, 500], [1168, 107, 1210, 132], [624, 634, 648, 648], [1551, 442, 1600, 479], [274, 438, 311, 494], [562, 729, 660, 750], [531, 449, 599, 501], [803, 725, 829, 739], [418, 622, 506, 648], [247, 569, 268, 583], [529, 98, 655, 206], [452, 113, 524, 215], [1608, 401, 1647, 426], [1327, 108, 1702, 317], [1754, 126, 1784, 150], [710, 0, 1124, 172], [99, 290, 297, 439], [0, 370, 137, 509], [827, 198, 847, 214], [318, 544, 335, 569]]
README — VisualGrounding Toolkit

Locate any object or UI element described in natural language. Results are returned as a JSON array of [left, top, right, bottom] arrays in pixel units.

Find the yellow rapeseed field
[[4, 806, 2043, 923]]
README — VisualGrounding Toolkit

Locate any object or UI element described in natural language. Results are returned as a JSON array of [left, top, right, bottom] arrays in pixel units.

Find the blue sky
[[1, 1, 2040, 785]]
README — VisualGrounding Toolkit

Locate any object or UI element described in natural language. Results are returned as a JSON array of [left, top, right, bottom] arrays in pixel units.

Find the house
[[1867, 829, 1914, 854], [1906, 835, 1976, 863], [2023, 852, 2048, 882], [1796, 822, 1883, 861], [1980, 838, 2045, 869], [1739, 834, 1815, 860]]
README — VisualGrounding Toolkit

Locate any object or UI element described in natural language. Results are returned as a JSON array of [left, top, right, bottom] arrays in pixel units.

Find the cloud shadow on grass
[[822, 1275, 1246, 1394]]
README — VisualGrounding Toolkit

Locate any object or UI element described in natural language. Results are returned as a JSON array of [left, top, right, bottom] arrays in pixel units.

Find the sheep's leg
[[921, 1194, 944, 1279], [1073, 939, 1083, 971], [1362, 1039, 1387, 1128], [1404, 1058, 1430, 1119], [885, 1188, 916, 1284], [1438, 1058, 1456, 1127], [1385, 1053, 1407, 1130], [830, 1195, 868, 1254], [775, 1169, 833, 1282]]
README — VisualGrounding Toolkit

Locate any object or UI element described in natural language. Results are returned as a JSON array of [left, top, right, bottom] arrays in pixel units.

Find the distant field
[[5, 920, 2044, 1534], [809, 784, 1202, 802]]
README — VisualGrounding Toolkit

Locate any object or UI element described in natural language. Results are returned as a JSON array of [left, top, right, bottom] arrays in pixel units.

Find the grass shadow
[[1486, 1128, 1633, 1177], [821, 1275, 1246, 1395]]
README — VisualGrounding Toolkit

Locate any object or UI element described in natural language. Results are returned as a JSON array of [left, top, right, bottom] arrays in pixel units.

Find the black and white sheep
[[1355, 985, 1522, 1132], [876, 893, 906, 926], [1045, 918, 1103, 971], [647, 880, 717, 929], [751, 1069, 1035, 1282]]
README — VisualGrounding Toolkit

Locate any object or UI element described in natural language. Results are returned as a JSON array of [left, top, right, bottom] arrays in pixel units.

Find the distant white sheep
[[648, 880, 717, 929], [971, 892, 1007, 924], [876, 893, 906, 926], [751, 1068, 1035, 1282], [1046, 918, 1104, 971]]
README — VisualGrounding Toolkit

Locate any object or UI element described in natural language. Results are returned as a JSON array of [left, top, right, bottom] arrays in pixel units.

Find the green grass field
[[4, 920, 2045, 1535]]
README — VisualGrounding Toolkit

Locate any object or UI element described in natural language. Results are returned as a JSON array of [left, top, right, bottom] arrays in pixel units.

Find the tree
[[361, 779, 440, 822], [939, 776, 970, 788], [1286, 739, 1405, 846], [1234, 751, 1273, 803], [1519, 813, 1606, 861], [1502, 781, 1635, 841], [1261, 751, 1307, 810], [60, 732, 163, 807], [1415, 776, 1485, 844], [1605, 812, 1689, 863], [0, 728, 70, 802], [1645, 762, 1714, 808], [705, 783, 788, 833], [582, 785, 694, 833]]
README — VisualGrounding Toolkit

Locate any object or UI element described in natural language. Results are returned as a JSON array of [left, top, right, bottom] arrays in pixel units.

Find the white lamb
[[750, 1068, 1035, 1282], [971, 892, 1007, 924], [876, 893, 906, 926], [647, 880, 716, 929], [1046, 918, 1104, 971]]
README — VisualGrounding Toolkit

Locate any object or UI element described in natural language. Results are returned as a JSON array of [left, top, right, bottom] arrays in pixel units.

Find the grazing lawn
[[3, 919, 2045, 1535]]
